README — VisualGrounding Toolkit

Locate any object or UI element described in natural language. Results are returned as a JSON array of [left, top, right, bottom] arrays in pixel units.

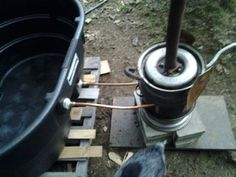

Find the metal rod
[[85, 0, 108, 15], [83, 81, 138, 86], [71, 102, 155, 110], [165, 0, 187, 72]]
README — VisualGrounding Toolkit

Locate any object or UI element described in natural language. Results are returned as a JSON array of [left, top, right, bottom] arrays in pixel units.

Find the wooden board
[[59, 146, 103, 160], [68, 129, 96, 140], [100, 60, 111, 75], [83, 74, 96, 84], [42, 57, 101, 177], [70, 107, 83, 121]]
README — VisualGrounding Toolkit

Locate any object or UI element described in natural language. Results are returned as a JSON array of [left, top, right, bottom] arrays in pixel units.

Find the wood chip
[[83, 74, 96, 84], [100, 60, 111, 75], [59, 146, 103, 160], [68, 129, 96, 140], [108, 152, 122, 166], [122, 152, 134, 164], [103, 126, 108, 132], [70, 107, 83, 121]]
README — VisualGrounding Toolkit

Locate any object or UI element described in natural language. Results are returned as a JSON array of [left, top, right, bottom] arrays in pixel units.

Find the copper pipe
[[83, 82, 138, 86], [71, 102, 155, 110]]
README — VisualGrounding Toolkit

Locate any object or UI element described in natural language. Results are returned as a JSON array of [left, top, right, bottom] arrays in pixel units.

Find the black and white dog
[[113, 141, 166, 177]]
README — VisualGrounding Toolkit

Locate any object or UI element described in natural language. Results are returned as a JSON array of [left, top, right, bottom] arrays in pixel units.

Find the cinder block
[[137, 109, 173, 145], [175, 110, 205, 148]]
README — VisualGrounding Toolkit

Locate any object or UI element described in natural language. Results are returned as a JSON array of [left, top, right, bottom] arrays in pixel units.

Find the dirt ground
[[83, 0, 236, 176]]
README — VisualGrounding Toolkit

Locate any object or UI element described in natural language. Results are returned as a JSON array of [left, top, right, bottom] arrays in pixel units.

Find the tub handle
[[206, 42, 236, 70], [124, 67, 141, 80]]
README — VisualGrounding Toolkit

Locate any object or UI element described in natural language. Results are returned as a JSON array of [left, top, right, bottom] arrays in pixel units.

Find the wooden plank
[[68, 129, 96, 140], [59, 146, 103, 160], [70, 107, 83, 121], [83, 74, 96, 84], [100, 60, 111, 75], [42, 57, 100, 176]]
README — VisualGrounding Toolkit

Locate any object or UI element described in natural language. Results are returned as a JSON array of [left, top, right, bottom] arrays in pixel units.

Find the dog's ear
[[113, 142, 166, 177]]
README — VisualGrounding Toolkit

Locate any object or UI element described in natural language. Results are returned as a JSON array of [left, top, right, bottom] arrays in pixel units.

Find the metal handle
[[206, 42, 236, 70], [124, 67, 141, 80]]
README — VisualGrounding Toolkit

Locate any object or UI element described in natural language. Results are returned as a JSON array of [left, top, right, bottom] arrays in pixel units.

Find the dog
[[113, 141, 166, 177]]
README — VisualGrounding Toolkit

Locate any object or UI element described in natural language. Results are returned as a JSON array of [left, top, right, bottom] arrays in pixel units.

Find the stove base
[[135, 92, 205, 147]]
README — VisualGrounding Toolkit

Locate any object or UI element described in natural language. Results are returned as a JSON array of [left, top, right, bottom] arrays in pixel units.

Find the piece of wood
[[68, 129, 96, 140], [100, 60, 111, 75], [70, 107, 83, 121], [187, 70, 212, 108], [59, 146, 103, 160], [122, 152, 134, 165], [108, 152, 123, 166], [83, 74, 96, 84]]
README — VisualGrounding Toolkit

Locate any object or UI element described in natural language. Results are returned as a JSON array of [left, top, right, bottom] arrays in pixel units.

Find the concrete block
[[139, 114, 173, 143], [175, 110, 205, 147]]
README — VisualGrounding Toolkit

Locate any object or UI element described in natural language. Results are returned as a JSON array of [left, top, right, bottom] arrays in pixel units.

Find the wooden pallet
[[41, 57, 101, 177]]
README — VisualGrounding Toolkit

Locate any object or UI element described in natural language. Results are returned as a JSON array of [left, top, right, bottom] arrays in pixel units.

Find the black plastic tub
[[0, 0, 84, 177]]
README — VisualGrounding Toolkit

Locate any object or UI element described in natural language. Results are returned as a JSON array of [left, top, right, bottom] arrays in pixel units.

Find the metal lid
[[144, 47, 198, 88]]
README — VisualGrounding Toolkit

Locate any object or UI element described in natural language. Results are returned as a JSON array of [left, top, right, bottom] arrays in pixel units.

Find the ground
[[83, 0, 236, 176]]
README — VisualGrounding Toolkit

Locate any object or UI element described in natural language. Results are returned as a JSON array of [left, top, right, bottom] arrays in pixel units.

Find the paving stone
[[109, 96, 236, 150]]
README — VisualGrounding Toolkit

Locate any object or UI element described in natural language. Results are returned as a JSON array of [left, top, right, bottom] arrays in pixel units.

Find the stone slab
[[78, 88, 99, 100], [109, 96, 236, 150], [183, 96, 236, 150], [109, 97, 145, 148], [40, 172, 75, 177], [84, 57, 100, 70]]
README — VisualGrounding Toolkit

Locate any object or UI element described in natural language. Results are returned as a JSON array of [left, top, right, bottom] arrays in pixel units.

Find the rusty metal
[[187, 70, 212, 108], [165, 0, 187, 73]]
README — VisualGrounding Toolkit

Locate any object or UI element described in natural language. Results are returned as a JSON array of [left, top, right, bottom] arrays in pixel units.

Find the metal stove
[[122, 0, 236, 147]]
